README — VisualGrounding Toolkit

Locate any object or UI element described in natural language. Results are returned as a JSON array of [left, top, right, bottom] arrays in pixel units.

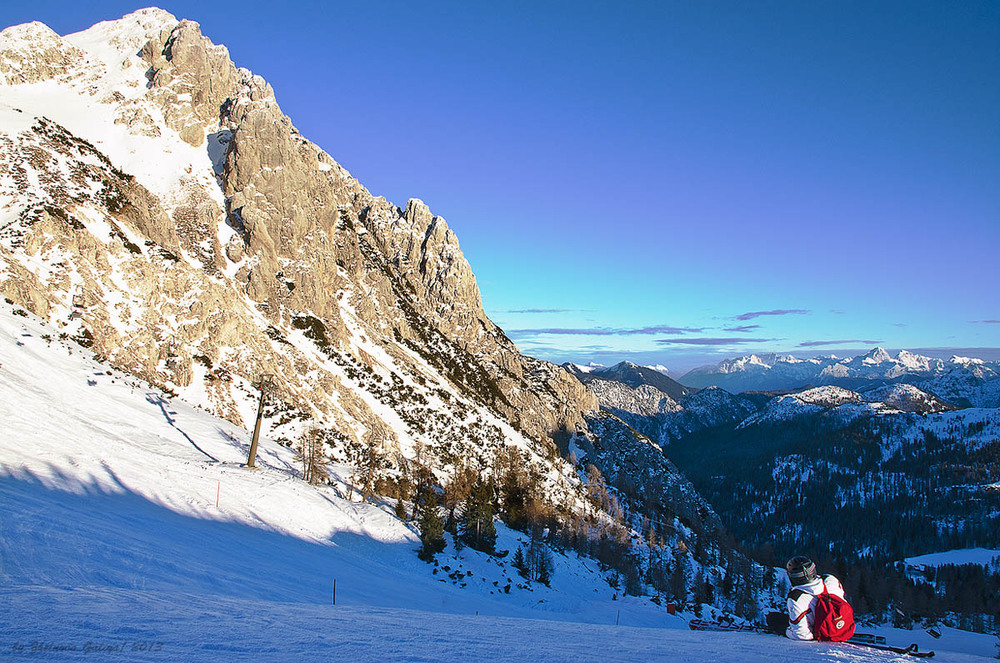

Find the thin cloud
[[656, 337, 777, 346], [892, 323, 907, 328], [736, 309, 810, 321], [507, 308, 576, 314], [723, 325, 761, 333], [798, 339, 882, 347], [627, 326, 706, 335], [506, 328, 616, 339], [507, 325, 705, 339], [975, 320, 1000, 324]]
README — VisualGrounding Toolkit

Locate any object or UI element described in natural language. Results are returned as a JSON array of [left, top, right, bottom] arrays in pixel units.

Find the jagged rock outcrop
[[0, 8, 595, 481]]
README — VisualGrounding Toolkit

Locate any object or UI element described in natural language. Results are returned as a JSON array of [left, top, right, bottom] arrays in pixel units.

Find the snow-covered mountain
[[0, 8, 613, 526], [0, 9, 598, 454], [565, 360, 760, 445], [661, 387, 761, 442], [566, 361, 760, 445], [681, 353, 829, 391], [567, 357, 963, 445], [864, 383, 956, 414], [586, 378, 683, 418], [739, 384, 955, 428], [565, 360, 692, 401], [0, 6, 768, 641], [681, 347, 1000, 403]]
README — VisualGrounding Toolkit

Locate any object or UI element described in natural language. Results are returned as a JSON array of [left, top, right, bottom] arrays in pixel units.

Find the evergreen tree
[[416, 485, 445, 561], [410, 465, 436, 520], [461, 477, 497, 553], [535, 548, 554, 587], [694, 569, 713, 606], [670, 556, 689, 603], [623, 556, 642, 596], [513, 546, 528, 577], [520, 529, 556, 587]]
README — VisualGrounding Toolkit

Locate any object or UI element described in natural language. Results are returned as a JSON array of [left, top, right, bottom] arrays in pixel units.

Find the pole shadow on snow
[[145, 392, 220, 463], [215, 426, 299, 476]]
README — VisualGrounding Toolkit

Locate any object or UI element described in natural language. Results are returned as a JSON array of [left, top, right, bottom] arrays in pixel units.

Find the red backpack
[[813, 580, 856, 642]]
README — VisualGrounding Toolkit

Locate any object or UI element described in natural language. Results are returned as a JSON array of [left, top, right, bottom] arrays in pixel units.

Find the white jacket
[[785, 574, 846, 641]]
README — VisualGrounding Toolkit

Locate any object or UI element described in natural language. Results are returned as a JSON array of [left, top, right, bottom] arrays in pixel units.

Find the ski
[[848, 632, 887, 645], [847, 641, 935, 658], [689, 620, 933, 657], [688, 619, 763, 633]]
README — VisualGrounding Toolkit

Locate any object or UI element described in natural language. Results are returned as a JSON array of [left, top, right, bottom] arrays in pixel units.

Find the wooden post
[[333, 578, 336, 605], [216, 481, 220, 508], [616, 609, 620, 626], [245, 374, 273, 469]]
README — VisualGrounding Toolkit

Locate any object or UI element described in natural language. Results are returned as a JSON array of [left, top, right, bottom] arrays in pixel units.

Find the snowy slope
[[905, 549, 1000, 571], [863, 383, 954, 414], [739, 384, 959, 427], [0, 300, 649, 620], [4, 304, 995, 660]]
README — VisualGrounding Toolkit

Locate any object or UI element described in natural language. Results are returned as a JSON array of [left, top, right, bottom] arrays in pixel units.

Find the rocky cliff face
[[0, 9, 595, 488]]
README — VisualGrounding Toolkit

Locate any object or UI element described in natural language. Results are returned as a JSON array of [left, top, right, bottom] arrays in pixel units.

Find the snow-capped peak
[[896, 349, 933, 370], [793, 385, 862, 407], [0, 21, 62, 47], [64, 7, 179, 57], [861, 347, 892, 365], [950, 355, 984, 367]]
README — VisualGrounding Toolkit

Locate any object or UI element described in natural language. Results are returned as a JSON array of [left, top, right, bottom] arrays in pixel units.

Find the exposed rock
[[0, 8, 597, 472], [0, 22, 85, 85]]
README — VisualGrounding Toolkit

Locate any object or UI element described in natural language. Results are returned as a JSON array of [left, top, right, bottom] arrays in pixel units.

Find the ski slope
[[0, 301, 995, 661]]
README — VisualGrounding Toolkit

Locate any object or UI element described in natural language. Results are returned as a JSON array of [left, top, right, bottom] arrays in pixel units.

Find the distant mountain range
[[574, 356, 1000, 574], [679, 348, 1000, 407], [563, 357, 980, 445]]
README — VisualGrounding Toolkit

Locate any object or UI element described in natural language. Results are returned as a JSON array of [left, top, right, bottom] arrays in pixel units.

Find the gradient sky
[[7, 1, 999, 373]]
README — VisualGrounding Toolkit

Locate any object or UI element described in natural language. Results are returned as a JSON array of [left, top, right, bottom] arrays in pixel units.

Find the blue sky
[[9, 1, 999, 373]]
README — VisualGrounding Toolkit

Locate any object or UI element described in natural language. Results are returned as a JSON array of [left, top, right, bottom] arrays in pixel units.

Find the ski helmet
[[786, 556, 817, 585]]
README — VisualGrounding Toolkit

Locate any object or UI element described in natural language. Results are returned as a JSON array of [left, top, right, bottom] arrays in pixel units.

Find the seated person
[[766, 555, 849, 641]]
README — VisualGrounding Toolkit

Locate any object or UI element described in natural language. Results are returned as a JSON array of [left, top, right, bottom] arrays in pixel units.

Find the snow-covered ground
[[1, 302, 996, 660], [905, 549, 1000, 570]]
